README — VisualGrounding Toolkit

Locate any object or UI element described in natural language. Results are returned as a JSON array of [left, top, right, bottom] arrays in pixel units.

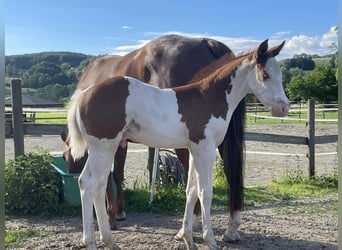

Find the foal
[[68, 39, 289, 249]]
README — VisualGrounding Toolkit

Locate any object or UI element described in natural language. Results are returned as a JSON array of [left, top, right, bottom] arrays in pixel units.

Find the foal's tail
[[67, 90, 88, 160]]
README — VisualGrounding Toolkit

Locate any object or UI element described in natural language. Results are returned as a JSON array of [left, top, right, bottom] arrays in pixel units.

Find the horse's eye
[[263, 71, 269, 80]]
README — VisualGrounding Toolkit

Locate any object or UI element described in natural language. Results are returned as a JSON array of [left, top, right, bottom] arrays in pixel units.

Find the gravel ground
[[5, 124, 338, 249]]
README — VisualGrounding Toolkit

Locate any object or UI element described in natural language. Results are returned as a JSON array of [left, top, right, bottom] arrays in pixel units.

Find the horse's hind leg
[[113, 146, 127, 220], [106, 172, 117, 229], [79, 161, 96, 249], [79, 143, 119, 250]]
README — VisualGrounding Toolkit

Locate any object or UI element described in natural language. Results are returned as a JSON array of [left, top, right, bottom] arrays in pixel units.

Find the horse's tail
[[67, 89, 88, 160], [221, 99, 246, 213]]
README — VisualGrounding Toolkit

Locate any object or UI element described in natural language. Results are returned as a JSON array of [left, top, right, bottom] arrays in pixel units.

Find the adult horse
[[68, 39, 289, 249], [62, 34, 245, 237]]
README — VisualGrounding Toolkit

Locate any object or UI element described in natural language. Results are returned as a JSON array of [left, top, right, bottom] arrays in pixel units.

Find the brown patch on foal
[[79, 76, 129, 139], [175, 77, 233, 144]]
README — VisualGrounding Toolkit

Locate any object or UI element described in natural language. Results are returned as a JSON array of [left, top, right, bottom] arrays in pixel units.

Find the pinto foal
[[67, 39, 289, 249]]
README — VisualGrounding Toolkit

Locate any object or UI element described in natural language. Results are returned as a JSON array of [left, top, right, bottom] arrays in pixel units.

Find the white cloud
[[105, 36, 119, 40], [107, 26, 337, 59], [122, 25, 132, 29], [107, 39, 150, 55], [274, 26, 337, 59]]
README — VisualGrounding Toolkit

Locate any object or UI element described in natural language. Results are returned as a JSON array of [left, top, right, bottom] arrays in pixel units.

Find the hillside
[[5, 52, 94, 103], [5, 52, 337, 104], [5, 51, 92, 71]]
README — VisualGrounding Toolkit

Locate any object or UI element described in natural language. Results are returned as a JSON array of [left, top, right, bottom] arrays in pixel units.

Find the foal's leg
[[79, 159, 96, 249], [193, 146, 218, 250], [175, 154, 198, 249], [175, 148, 201, 229], [106, 172, 117, 229], [113, 146, 127, 220], [79, 144, 119, 250]]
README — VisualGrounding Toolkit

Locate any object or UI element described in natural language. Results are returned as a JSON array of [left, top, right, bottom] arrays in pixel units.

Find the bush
[[5, 150, 62, 217]]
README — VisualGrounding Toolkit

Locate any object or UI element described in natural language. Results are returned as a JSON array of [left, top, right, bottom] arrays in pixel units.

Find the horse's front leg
[[193, 146, 219, 250], [175, 148, 201, 229], [113, 146, 127, 220], [175, 154, 198, 249]]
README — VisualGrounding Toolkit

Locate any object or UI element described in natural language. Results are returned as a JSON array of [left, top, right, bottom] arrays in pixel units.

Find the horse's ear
[[257, 39, 269, 57], [267, 40, 285, 57], [254, 39, 269, 62]]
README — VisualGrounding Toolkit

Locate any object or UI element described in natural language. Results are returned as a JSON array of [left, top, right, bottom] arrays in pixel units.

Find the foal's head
[[247, 39, 289, 117]]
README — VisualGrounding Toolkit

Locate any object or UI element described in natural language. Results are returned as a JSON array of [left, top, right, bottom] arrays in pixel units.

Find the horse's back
[[77, 54, 123, 89], [143, 34, 234, 87], [124, 77, 188, 148]]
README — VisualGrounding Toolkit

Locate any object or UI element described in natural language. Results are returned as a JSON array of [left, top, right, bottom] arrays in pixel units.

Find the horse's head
[[60, 129, 88, 173], [248, 39, 289, 117]]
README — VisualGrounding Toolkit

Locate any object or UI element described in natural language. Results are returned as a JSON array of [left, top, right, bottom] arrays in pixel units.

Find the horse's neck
[[224, 59, 253, 117], [217, 58, 253, 99]]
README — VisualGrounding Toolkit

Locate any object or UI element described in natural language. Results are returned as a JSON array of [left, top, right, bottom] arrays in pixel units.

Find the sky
[[6, 0, 338, 59]]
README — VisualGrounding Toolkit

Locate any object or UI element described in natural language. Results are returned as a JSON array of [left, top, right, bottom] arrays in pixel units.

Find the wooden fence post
[[11, 79, 25, 157], [307, 99, 315, 178]]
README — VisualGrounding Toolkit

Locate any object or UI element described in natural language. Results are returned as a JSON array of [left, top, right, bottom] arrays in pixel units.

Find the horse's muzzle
[[271, 100, 290, 117]]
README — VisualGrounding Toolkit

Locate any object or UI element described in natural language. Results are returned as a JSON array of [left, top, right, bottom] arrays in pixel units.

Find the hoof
[[174, 229, 184, 241], [222, 230, 240, 242], [115, 211, 126, 221]]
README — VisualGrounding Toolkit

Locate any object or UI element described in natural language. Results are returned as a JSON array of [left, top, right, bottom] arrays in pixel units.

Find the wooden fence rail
[[5, 80, 338, 178]]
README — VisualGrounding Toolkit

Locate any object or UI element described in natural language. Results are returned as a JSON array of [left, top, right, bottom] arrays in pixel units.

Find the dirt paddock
[[5, 124, 338, 249]]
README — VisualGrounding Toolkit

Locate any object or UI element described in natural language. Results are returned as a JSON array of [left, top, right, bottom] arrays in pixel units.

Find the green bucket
[[50, 156, 117, 206]]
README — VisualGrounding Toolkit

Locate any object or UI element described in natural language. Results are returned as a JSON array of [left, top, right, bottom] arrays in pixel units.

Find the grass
[[34, 112, 67, 124], [268, 169, 338, 199], [123, 160, 337, 213], [5, 229, 52, 247], [5, 159, 337, 247], [312, 57, 332, 67]]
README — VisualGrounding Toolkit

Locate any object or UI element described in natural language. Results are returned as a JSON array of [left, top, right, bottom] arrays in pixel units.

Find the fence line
[[5, 79, 338, 178]]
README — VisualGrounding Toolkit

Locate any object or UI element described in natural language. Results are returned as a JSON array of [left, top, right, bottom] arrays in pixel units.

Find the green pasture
[[246, 109, 338, 125], [312, 57, 332, 67], [33, 108, 338, 125], [34, 112, 67, 124]]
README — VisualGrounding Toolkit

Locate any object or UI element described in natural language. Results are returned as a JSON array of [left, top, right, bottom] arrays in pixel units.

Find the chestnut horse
[[68, 39, 289, 249], [62, 34, 245, 236]]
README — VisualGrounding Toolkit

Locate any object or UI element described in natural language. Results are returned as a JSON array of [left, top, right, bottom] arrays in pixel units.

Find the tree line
[[5, 51, 338, 104], [5, 52, 93, 103], [281, 53, 337, 103]]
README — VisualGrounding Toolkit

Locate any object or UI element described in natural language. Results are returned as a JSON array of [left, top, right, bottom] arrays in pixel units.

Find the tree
[[21, 61, 70, 88], [37, 83, 70, 103], [286, 65, 337, 102]]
